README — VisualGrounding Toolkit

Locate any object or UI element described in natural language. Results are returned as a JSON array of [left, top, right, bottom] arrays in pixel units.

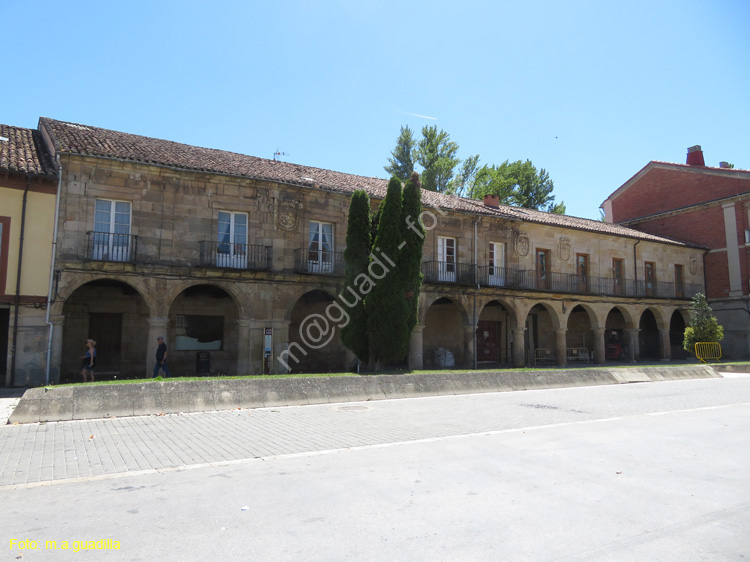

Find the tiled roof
[[0, 124, 57, 177], [40, 117, 696, 248]]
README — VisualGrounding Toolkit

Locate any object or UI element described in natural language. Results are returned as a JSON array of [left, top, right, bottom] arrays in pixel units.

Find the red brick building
[[602, 146, 750, 359]]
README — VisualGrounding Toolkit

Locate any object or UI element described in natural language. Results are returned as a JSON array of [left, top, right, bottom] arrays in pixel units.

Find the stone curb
[[8, 365, 721, 424]]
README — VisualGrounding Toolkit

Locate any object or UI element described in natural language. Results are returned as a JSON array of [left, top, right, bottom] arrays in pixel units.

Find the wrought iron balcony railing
[[294, 248, 345, 276], [87, 231, 137, 263], [199, 241, 271, 270], [422, 261, 476, 285]]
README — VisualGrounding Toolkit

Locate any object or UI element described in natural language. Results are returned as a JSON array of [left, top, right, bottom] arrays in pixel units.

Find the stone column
[[512, 327, 526, 368], [626, 328, 639, 362], [146, 317, 169, 378], [272, 321, 291, 375], [236, 319, 251, 375], [555, 328, 567, 367], [408, 325, 424, 370], [464, 325, 476, 368], [49, 314, 65, 385], [594, 329, 606, 364], [659, 329, 671, 361]]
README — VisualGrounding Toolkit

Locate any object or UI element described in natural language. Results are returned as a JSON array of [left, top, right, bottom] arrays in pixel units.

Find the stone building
[[602, 146, 750, 359], [0, 124, 58, 386], [9, 118, 706, 384]]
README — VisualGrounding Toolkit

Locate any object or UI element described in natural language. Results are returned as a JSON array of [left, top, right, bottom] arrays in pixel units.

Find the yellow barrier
[[695, 342, 722, 364]]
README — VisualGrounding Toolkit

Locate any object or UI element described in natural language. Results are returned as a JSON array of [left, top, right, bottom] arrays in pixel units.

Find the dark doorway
[[476, 320, 501, 364], [0, 308, 9, 385], [670, 312, 687, 359], [639, 310, 660, 360], [89, 312, 122, 373]]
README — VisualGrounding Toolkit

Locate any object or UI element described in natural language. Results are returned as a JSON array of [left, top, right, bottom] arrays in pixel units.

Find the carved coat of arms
[[271, 199, 303, 231], [515, 232, 530, 257], [558, 237, 571, 262]]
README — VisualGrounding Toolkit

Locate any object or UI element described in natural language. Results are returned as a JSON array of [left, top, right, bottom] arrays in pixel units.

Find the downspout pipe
[[473, 218, 479, 370], [45, 154, 63, 385], [10, 174, 30, 386]]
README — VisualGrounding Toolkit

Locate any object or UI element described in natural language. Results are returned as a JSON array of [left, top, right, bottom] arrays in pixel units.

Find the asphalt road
[[3, 376, 749, 561]]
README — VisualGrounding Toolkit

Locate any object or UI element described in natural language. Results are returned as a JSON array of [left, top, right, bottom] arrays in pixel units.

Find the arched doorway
[[639, 309, 660, 360], [604, 307, 628, 362], [168, 284, 239, 376], [670, 310, 688, 359], [423, 297, 468, 368], [288, 290, 347, 373], [566, 305, 594, 362], [526, 303, 558, 365], [61, 279, 149, 381], [476, 300, 514, 367]]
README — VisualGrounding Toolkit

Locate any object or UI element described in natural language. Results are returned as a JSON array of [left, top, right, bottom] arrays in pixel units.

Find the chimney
[[719, 161, 731, 169], [686, 145, 705, 166], [483, 194, 500, 208]]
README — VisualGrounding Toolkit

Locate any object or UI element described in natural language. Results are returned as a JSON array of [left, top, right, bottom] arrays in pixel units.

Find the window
[[576, 253, 589, 292], [536, 248, 550, 289], [175, 315, 224, 350], [308, 221, 334, 273], [645, 261, 656, 296], [92, 199, 131, 261], [488, 242, 505, 286], [612, 258, 624, 295], [217, 211, 248, 268], [674, 264, 684, 298], [438, 237, 457, 282], [0, 217, 10, 295]]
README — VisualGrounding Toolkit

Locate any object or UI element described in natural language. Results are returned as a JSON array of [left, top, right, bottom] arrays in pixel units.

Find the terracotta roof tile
[[40, 118, 697, 248], [0, 124, 57, 177]]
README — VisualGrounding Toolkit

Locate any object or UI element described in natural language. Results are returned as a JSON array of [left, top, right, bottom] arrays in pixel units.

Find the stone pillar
[[512, 326, 526, 368], [236, 319, 251, 375], [146, 317, 169, 377], [555, 328, 567, 367], [271, 321, 291, 375], [464, 325, 476, 368], [626, 328, 639, 362], [408, 325, 424, 370], [49, 314, 65, 385], [659, 329, 671, 361], [594, 329, 606, 364]]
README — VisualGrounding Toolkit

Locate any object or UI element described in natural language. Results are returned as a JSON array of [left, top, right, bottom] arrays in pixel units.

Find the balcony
[[294, 248, 344, 276], [199, 241, 271, 271], [87, 232, 137, 263], [422, 261, 476, 285]]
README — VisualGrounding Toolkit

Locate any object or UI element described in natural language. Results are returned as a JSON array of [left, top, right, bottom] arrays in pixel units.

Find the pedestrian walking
[[152, 336, 171, 378], [80, 339, 97, 382]]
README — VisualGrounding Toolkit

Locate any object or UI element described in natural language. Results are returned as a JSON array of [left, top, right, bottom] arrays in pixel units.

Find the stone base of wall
[[8, 365, 721, 424]]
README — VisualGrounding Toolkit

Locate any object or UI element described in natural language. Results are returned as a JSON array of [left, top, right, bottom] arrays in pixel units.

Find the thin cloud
[[399, 111, 437, 120]]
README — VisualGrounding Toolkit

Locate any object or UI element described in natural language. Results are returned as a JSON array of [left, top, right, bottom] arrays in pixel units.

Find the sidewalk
[[1, 376, 748, 489]]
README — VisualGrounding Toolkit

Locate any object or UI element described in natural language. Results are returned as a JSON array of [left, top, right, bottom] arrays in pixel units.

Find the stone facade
[[43, 150, 702, 381]]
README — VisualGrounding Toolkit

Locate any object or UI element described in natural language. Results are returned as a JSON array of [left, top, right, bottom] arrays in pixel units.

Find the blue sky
[[3, 0, 748, 219]]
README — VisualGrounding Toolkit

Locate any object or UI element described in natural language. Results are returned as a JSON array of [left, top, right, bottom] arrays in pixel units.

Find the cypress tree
[[365, 177, 407, 368], [399, 172, 425, 338], [341, 190, 371, 364]]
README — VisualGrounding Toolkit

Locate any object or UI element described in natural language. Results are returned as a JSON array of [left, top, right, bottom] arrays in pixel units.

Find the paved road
[[2, 376, 749, 561]]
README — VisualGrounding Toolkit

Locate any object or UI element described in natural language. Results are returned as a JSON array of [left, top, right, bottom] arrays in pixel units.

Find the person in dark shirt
[[80, 338, 97, 382], [152, 336, 171, 378]]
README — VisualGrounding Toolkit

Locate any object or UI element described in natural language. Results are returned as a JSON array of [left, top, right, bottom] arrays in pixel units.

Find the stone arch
[[521, 301, 562, 365], [167, 284, 241, 375], [423, 296, 472, 368], [287, 289, 348, 373], [603, 305, 635, 362], [283, 283, 343, 322], [53, 273, 156, 317], [669, 309, 688, 359], [164, 279, 248, 320], [565, 304, 595, 358], [476, 299, 517, 367], [60, 278, 152, 380], [638, 308, 661, 360]]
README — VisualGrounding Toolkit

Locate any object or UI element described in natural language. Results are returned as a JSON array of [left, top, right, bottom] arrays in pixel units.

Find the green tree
[[416, 125, 460, 193], [384, 125, 416, 182], [399, 171, 425, 339], [365, 177, 408, 368], [341, 190, 371, 364], [468, 159, 565, 214], [683, 293, 724, 353], [447, 154, 480, 196]]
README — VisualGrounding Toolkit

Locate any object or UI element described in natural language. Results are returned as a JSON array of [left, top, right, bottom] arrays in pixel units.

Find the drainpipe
[[45, 154, 63, 384], [9, 175, 30, 386], [473, 218, 479, 370]]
